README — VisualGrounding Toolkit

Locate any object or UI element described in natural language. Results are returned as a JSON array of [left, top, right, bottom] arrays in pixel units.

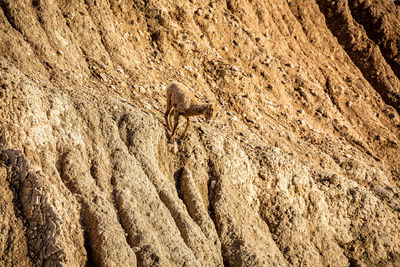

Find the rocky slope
[[0, 0, 399, 266]]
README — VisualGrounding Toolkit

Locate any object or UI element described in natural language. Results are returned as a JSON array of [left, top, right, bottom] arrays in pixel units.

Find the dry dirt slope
[[0, 0, 400, 266]]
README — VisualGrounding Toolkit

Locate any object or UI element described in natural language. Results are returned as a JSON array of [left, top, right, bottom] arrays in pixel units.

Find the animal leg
[[165, 97, 172, 131], [169, 112, 180, 142], [182, 117, 191, 139], [168, 108, 174, 130]]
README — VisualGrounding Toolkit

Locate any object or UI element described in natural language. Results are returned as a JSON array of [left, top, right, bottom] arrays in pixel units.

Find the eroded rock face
[[1, 150, 66, 266], [0, 0, 399, 266]]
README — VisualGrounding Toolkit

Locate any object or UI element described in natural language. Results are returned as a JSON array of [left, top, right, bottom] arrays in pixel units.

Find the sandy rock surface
[[0, 0, 399, 266]]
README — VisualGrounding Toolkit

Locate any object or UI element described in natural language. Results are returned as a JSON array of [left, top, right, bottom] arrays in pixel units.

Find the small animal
[[165, 82, 217, 141]]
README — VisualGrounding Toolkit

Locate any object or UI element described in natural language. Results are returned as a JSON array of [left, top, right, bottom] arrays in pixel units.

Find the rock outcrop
[[0, 0, 399, 266]]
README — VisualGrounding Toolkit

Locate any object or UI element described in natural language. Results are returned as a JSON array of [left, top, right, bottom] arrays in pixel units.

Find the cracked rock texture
[[0, 0, 400, 266]]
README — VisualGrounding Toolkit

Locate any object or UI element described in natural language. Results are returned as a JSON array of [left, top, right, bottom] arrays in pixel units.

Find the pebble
[[210, 180, 216, 189], [258, 172, 267, 180], [329, 174, 339, 185], [263, 57, 272, 66], [374, 186, 393, 199], [285, 63, 294, 68], [139, 86, 147, 94], [195, 8, 203, 16], [97, 62, 106, 69], [116, 67, 124, 74], [172, 142, 178, 153]]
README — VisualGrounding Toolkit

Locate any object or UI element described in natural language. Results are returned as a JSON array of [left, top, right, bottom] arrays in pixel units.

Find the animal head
[[204, 104, 218, 122]]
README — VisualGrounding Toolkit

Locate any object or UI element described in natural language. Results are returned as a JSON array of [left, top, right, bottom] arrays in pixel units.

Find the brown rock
[[0, 0, 399, 266]]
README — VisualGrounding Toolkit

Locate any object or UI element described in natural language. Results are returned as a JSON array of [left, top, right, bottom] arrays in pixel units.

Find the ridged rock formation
[[0, 0, 399, 266]]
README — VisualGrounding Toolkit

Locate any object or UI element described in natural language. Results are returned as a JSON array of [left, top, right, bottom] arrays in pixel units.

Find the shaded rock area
[[316, 0, 400, 113], [0, 149, 66, 266], [0, 0, 400, 266]]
